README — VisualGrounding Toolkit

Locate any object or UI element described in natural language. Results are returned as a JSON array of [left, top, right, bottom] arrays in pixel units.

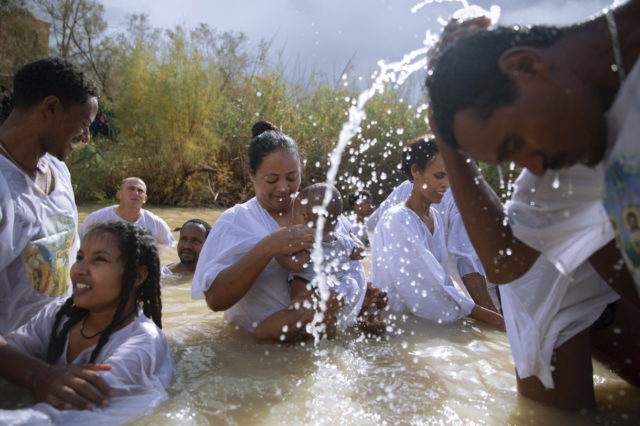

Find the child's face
[[292, 197, 311, 227], [71, 232, 126, 314], [354, 198, 374, 217]]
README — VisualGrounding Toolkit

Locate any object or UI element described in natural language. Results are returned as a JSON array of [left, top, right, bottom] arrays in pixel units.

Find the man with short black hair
[[163, 219, 211, 277], [0, 57, 98, 334]]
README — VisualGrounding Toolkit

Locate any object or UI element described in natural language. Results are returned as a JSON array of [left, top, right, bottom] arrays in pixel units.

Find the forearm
[[204, 238, 275, 311], [275, 251, 310, 273], [461, 273, 499, 313], [254, 309, 312, 343], [438, 141, 539, 283], [0, 337, 48, 391]]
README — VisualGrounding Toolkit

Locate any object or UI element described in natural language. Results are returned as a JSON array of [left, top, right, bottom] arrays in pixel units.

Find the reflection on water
[[0, 204, 637, 424]]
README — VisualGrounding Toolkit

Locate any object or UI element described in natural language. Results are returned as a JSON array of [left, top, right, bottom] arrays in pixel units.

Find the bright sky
[[100, 0, 614, 80]]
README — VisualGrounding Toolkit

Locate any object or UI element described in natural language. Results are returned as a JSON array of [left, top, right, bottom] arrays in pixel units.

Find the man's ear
[[41, 95, 61, 119], [499, 47, 549, 80], [134, 265, 149, 288]]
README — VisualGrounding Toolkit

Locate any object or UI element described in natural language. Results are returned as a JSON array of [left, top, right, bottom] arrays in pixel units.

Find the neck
[[116, 205, 142, 222], [555, 3, 640, 109], [0, 112, 46, 172], [83, 302, 137, 336], [172, 261, 196, 274], [405, 188, 431, 216]]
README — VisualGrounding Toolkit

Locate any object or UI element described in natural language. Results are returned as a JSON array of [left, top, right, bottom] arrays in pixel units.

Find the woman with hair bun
[[192, 121, 366, 342], [370, 137, 504, 329]]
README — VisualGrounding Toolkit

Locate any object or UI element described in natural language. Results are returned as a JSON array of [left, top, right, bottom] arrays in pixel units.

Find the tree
[[0, 0, 50, 85], [31, 0, 116, 97]]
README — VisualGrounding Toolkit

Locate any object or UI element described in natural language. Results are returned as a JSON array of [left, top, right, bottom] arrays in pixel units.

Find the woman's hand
[[265, 224, 315, 255], [31, 363, 113, 410]]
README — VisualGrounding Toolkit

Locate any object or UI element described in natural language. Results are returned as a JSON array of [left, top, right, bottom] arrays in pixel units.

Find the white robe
[[503, 165, 620, 388], [0, 154, 77, 334], [79, 206, 176, 247], [370, 204, 475, 322], [367, 181, 485, 278], [192, 197, 365, 332], [1, 298, 174, 425]]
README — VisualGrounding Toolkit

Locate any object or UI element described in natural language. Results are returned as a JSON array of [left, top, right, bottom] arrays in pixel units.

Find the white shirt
[[79, 206, 176, 246], [3, 298, 174, 424], [371, 204, 475, 322], [0, 154, 77, 334], [192, 197, 365, 332]]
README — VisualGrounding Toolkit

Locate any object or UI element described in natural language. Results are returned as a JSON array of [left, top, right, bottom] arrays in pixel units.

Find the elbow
[[204, 291, 228, 312]]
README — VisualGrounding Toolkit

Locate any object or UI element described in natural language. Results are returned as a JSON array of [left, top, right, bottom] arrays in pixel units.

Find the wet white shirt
[[503, 165, 619, 388], [370, 204, 475, 322], [2, 298, 174, 424], [0, 154, 77, 334]]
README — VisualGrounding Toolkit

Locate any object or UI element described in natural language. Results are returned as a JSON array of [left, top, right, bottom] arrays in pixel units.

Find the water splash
[[307, 0, 502, 342]]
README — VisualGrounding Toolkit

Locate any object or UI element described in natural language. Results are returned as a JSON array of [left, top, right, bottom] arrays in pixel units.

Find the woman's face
[[251, 149, 301, 215], [412, 154, 449, 204], [71, 232, 126, 315]]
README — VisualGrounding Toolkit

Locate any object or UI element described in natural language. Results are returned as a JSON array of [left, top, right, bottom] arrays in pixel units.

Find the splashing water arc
[[307, 0, 501, 340]]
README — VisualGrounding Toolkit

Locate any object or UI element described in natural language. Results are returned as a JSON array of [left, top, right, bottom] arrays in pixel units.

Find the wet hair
[[46, 221, 162, 364], [181, 218, 211, 238], [296, 183, 342, 228], [348, 190, 372, 210], [12, 57, 98, 109], [426, 25, 563, 149], [401, 137, 439, 181], [247, 120, 301, 175]]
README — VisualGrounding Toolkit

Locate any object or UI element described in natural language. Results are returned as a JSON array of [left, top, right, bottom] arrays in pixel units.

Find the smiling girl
[[0, 221, 173, 421], [370, 137, 504, 329]]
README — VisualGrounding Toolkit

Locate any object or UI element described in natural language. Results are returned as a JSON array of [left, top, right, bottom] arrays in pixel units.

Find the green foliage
[[66, 13, 433, 207], [64, 9, 515, 207]]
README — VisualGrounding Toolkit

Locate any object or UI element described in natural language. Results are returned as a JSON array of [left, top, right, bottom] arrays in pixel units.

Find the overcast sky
[[100, 0, 615, 81]]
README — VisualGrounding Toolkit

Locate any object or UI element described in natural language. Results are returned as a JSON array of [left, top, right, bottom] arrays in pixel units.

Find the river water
[[89, 204, 640, 425], [1, 203, 637, 425]]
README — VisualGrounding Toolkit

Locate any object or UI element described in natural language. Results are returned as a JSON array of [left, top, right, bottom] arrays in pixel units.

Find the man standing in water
[[0, 58, 113, 410], [0, 58, 98, 334], [425, 2, 640, 411], [79, 177, 176, 246], [163, 219, 211, 277]]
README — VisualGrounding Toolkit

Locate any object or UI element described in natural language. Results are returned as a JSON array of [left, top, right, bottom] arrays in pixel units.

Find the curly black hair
[[46, 221, 162, 364], [12, 57, 99, 109], [401, 137, 439, 181]]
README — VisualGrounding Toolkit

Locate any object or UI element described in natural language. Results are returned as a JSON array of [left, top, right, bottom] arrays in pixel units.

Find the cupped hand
[[267, 224, 315, 255], [32, 364, 112, 410], [428, 16, 492, 62]]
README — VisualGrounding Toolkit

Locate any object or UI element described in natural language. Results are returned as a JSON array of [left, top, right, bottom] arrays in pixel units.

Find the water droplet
[[552, 173, 560, 189]]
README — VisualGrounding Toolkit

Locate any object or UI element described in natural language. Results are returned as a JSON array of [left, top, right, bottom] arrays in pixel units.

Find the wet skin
[[451, 49, 607, 177]]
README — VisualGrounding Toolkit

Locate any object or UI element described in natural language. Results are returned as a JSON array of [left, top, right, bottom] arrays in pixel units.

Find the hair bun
[[251, 121, 279, 138]]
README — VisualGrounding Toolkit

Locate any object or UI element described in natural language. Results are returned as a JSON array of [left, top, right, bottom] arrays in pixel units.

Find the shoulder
[[383, 204, 413, 222], [217, 198, 262, 224], [85, 205, 114, 219]]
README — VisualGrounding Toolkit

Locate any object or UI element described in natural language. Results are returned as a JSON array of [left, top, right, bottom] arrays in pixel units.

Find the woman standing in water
[[192, 121, 367, 342], [371, 137, 504, 329]]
